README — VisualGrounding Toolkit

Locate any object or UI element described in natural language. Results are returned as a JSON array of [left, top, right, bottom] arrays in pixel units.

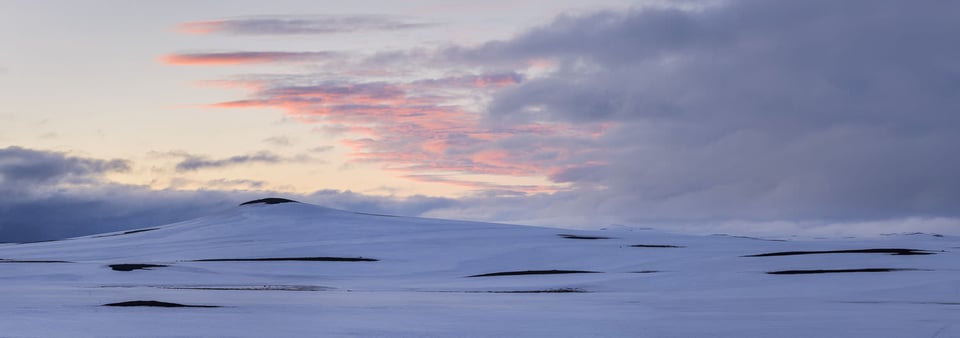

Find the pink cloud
[[161, 52, 333, 65], [202, 70, 606, 192], [176, 21, 224, 35]]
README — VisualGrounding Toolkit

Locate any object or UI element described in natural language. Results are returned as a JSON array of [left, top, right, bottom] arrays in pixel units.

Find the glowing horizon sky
[[2, 0, 959, 242], [1, 0, 640, 197]]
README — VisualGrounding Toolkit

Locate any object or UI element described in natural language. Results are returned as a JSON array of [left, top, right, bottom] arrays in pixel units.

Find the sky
[[2, 0, 959, 242]]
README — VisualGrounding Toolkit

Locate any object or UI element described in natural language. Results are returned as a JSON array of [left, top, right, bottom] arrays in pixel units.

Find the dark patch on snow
[[467, 270, 601, 278], [158, 285, 331, 291], [353, 212, 399, 217], [880, 232, 945, 238], [239, 198, 299, 206], [630, 244, 684, 248], [711, 234, 788, 242], [99, 284, 331, 291], [486, 288, 587, 293], [109, 264, 169, 271], [767, 268, 925, 275], [94, 228, 159, 238], [0, 259, 71, 263], [192, 256, 378, 262], [14, 239, 63, 244], [103, 300, 220, 308], [632, 270, 660, 274], [839, 301, 960, 306], [439, 288, 588, 293], [122, 228, 158, 235], [745, 248, 937, 257], [558, 234, 613, 240]]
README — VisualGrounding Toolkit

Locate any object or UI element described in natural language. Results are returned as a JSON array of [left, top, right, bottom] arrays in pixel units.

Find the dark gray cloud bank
[[440, 0, 960, 226], [0, 146, 451, 243], [4, 0, 959, 241], [0, 147, 245, 242]]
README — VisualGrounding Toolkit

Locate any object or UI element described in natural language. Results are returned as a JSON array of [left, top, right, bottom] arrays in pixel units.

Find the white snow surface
[[0, 201, 957, 337]]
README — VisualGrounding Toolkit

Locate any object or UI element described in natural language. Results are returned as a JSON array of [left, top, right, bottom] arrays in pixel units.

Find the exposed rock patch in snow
[[767, 268, 929, 275], [630, 244, 684, 248], [239, 197, 299, 206], [94, 228, 159, 238], [467, 270, 602, 278], [744, 248, 938, 257], [160, 285, 331, 291], [103, 300, 220, 308], [0, 259, 71, 263], [435, 288, 589, 294], [191, 257, 378, 262], [557, 234, 613, 240], [108, 263, 169, 271]]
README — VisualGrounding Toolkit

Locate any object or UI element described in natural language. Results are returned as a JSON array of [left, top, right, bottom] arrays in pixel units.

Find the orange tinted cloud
[[204, 72, 605, 192], [161, 52, 334, 65], [176, 21, 224, 35]]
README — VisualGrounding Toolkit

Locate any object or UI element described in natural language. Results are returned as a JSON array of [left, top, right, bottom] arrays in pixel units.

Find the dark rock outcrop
[[239, 198, 300, 206]]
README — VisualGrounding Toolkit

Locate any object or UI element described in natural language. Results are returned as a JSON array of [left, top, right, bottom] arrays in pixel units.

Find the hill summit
[[238, 197, 300, 206]]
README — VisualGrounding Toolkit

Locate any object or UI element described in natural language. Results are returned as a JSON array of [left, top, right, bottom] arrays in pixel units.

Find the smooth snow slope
[[0, 200, 957, 337]]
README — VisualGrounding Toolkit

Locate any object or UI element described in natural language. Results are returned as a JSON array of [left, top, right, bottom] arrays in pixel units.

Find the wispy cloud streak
[[174, 151, 313, 172], [161, 51, 335, 65], [401, 174, 557, 194], [178, 15, 432, 35]]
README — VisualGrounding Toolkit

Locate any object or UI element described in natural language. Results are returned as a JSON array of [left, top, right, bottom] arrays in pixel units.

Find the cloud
[[401, 174, 555, 194], [0, 147, 253, 243], [203, 178, 267, 190], [174, 151, 312, 172], [410, 73, 524, 89], [302, 189, 456, 216], [163, 1, 960, 232], [177, 15, 432, 35], [0, 147, 453, 242], [309, 145, 334, 153], [429, 0, 960, 223], [263, 136, 294, 147], [0, 146, 129, 191], [3, 146, 956, 243], [204, 73, 598, 193], [161, 51, 335, 65]]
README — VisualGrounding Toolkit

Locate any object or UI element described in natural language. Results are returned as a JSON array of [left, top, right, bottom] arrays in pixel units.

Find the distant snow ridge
[[0, 199, 957, 337]]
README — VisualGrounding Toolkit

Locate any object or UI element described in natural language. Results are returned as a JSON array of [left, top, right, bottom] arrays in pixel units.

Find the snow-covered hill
[[1, 199, 957, 337]]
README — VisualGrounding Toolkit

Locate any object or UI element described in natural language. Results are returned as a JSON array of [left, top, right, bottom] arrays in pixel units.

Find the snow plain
[[0, 200, 957, 337]]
